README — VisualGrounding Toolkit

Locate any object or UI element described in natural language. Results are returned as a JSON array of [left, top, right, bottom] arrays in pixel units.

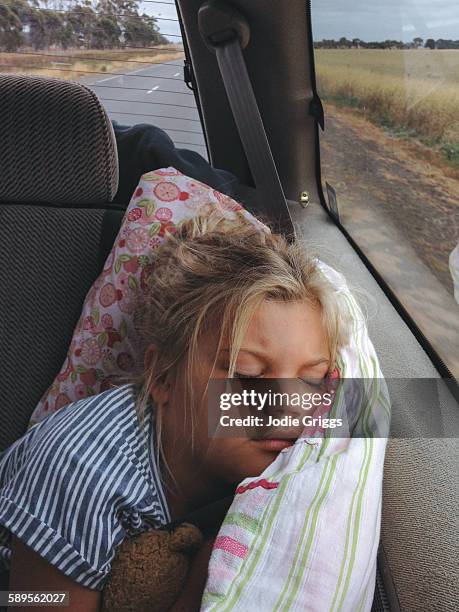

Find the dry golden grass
[[0, 46, 184, 82], [315, 49, 459, 156]]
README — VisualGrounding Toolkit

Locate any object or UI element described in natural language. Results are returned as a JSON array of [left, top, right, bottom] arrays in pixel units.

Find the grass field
[[0, 46, 184, 82], [2, 46, 457, 168], [314, 49, 459, 165]]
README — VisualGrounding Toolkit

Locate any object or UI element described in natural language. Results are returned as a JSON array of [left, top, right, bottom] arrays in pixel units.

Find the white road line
[[174, 72, 180, 77], [93, 64, 161, 85], [131, 66, 152, 74], [95, 74, 121, 83], [147, 85, 160, 94]]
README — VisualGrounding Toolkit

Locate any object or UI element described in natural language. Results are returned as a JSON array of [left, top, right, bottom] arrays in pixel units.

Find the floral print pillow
[[30, 168, 264, 424]]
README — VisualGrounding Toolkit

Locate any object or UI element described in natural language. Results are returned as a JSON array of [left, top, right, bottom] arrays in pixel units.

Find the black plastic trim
[[378, 545, 402, 612], [175, 0, 211, 159]]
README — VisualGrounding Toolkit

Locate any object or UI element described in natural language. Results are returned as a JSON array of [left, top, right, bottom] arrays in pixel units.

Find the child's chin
[[208, 440, 283, 483]]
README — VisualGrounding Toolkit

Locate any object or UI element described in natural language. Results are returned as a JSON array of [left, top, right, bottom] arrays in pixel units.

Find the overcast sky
[[140, 1, 182, 40], [143, 0, 459, 43], [311, 0, 459, 42]]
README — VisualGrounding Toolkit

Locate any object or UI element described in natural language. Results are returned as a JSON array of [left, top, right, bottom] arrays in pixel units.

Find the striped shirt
[[0, 384, 170, 590]]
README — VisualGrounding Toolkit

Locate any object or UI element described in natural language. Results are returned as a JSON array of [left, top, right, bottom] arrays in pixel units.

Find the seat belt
[[198, 0, 295, 240]]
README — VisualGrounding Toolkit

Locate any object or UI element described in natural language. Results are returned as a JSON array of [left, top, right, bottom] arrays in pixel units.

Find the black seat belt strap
[[198, 0, 295, 239]]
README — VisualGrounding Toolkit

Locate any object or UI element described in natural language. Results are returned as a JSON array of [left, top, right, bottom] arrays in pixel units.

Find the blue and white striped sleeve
[[0, 385, 163, 590]]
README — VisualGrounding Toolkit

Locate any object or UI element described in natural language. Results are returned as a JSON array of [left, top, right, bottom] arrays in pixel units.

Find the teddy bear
[[101, 523, 203, 612]]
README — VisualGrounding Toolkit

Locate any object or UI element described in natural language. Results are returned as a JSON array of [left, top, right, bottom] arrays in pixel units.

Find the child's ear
[[144, 344, 170, 406]]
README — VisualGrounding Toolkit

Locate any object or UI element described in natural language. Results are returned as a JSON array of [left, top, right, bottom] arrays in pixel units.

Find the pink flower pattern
[[80, 338, 102, 366], [153, 181, 181, 202], [155, 207, 173, 222], [126, 227, 149, 254], [30, 168, 266, 424]]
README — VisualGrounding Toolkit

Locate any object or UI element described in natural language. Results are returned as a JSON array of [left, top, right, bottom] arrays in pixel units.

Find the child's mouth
[[252, 438, 296, 452]]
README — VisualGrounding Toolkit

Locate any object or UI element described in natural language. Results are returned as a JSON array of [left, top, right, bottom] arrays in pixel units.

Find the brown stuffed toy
[[101, 523, 203, 612]]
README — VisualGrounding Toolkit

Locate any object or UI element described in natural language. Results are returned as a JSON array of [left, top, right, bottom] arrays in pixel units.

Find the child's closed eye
[[234, 372, 263, 379], [298, 377, 327, 388]]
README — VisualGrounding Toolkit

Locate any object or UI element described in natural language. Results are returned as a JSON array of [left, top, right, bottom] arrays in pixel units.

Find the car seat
[[0, 73, 124, 451]]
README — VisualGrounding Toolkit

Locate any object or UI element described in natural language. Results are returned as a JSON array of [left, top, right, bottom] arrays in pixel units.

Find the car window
[[0, 0, 207, 158], [311, 0, 459, 378]]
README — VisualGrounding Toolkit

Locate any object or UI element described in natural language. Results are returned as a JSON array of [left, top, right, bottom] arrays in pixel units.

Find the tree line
[[0, 0, 168, 51], [314, 37, 459, 50]]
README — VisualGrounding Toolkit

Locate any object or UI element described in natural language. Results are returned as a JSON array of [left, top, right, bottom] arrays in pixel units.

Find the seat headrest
[[0, 73, 119, 205]]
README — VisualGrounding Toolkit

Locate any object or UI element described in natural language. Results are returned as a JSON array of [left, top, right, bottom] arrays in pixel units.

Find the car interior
[[0, 0, 458, 610]]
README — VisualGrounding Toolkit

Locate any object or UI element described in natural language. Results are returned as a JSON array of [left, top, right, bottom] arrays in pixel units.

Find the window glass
[[0, 0, 206, 157], [311, 0, 459, 377]]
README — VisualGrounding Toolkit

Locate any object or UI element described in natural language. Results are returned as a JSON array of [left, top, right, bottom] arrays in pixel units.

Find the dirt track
[[320, 104, 458, 293], [319, 104, 459, 376]]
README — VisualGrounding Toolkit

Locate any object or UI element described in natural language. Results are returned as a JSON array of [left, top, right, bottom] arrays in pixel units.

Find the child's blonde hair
[[133, 207, 352, 461]]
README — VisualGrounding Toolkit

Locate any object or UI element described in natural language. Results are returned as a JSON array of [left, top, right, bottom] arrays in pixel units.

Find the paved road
[[83, 59, 207, 158]]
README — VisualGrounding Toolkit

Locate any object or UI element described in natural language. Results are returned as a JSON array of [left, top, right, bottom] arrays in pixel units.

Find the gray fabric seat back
[[0, 73, 118, 204], [0, 74, 123, 451]]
